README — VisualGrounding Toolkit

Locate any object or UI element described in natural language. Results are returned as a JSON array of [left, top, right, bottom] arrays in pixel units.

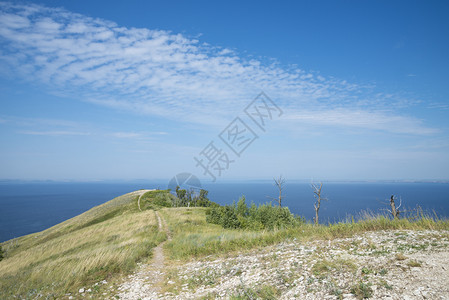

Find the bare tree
[[380, 195, 422, 220], [267, 175, 286, 207], [311, 182, 327, 225], [388, 195, 402, 219]]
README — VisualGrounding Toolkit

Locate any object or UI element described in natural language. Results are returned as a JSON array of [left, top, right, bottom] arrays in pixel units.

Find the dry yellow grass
[[0, 191, 166, 299]]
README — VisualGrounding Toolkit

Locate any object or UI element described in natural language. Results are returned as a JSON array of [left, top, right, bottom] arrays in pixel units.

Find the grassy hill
[[0, 190, 168, 299], [1, 189, 448, 299]]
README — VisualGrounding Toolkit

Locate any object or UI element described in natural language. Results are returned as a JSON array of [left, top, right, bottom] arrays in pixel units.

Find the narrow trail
[[151, 211, 172, 269], [118, 210, 172, 299], [137, 189, 155, 211]]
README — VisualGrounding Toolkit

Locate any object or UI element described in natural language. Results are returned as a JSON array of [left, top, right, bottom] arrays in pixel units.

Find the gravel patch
[[116, 230, 449, 299]]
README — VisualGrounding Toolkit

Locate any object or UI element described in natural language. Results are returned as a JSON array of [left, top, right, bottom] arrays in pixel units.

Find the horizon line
[[1, 178, 448, 184]]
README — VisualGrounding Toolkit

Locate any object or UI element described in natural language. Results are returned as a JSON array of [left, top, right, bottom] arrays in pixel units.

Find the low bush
[[140, 190, 176, 209], [206, 196, 303, 230], [173, 188, 219, 208], [153, 192, 173, 207]]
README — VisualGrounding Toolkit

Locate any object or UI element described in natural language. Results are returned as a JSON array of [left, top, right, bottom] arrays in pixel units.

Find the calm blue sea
[[1, 181, 448, 242]]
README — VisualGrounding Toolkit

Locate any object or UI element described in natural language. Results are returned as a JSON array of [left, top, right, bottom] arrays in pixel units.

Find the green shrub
[[206, 197, 303, 230], [205, 206, 222, 225], [236, 196, 249, 217], [205, 205, 240, 229], [153, 193, 173, 207], [248, 204, 301, 230], [0, 245, 4, 261], [174, 188, 219, 208], [221, 206, 241, 229]]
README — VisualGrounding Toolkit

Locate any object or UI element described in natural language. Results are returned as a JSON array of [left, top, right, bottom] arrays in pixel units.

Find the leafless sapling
[[311, 182, 327, 225], [267, 175, 286, 207], [388, 195, 402, 219], [380, 195, 422, 220]]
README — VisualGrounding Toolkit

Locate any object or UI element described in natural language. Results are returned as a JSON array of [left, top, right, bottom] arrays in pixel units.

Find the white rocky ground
[[112, 230, 449, 299]]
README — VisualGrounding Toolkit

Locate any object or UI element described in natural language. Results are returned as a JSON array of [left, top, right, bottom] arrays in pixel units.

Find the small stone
[[414, 287, 424, 296], [87, 288, 91, 292], [78, 288, 85, 293]]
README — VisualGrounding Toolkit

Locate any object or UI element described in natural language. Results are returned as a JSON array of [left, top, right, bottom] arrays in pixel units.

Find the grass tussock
[[0, 192, 166, 299], [312, 258, 357, 276], [230, 284, 281, 299]]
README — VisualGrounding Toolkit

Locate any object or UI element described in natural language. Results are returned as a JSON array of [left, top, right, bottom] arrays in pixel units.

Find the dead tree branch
[[389, 195, 402, 219], [267, 175, 286, 207], [381, 195, 421, 219], [311, 181, 327, 225]]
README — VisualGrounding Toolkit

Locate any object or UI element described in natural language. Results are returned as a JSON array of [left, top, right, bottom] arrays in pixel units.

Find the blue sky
[[0, 0, 448, 182]]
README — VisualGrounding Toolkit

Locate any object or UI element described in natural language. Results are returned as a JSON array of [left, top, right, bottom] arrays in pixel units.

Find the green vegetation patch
[[206, 196, 304, 230], [139, 189, 176, 210], [351, 281, 373, 299], [231, 284, 281, 300], [312, 258, 357, 277]]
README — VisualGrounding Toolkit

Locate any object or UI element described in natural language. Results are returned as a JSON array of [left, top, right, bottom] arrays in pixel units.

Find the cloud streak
[[1, 115, 167, 140], [0, 1, 436, 135], [18, 130, 90, 136], [110, 131, 167, 139], [284, 109, 438, 135]]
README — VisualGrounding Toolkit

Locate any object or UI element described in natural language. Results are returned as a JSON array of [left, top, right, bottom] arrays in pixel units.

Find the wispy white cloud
[[1, 115, 82, 128], [427, 102, 449, 110], [2, 115, 92, 137], [110, 131, 167, 139], [2, 115, 169, 140], [284, 108, 438, 135], [0, 1, 436, 135], [18, 130, 90, 136], [111, 132, 143, 139]]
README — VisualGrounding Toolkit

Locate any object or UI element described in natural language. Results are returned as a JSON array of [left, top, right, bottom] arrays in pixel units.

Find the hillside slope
[[0, 189, 167, 299]]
